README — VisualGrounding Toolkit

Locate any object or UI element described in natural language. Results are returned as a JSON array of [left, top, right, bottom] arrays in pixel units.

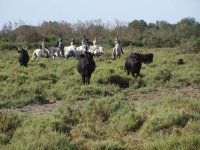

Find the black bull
[[77, 52, 96, 85], [125, 52, 154, 78], [140, 53, 154, 64], [125, 53, 142, 78], [18, 48, 29, 67]]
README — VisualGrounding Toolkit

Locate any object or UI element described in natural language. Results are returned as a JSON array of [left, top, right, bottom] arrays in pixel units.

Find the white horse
[[31, 47, 61, 60], [93, 46, 104, 57], [76, 45, 104, 56], [113, 44, 123, 59], [76, 45, 85, 53], [89, 45, 104, 56], [64, 45, 79, 58]]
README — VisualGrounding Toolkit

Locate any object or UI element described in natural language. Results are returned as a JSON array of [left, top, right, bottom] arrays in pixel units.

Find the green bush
[[0, 111, 23, 144], [4, 118, 78, 150], [179, 36, 200, 53], [82, 139, 127, 150], [154, 69, 172, 83], [0, 41, 16, 50], [110, 111, 145, 132], [30, 86, 49, 104], [52, 106, 79, 134], [191, 75, 200, 88], [144, 135, 200, 150], [143, 37, 162, 48], [142, 110, 197, 135], [131, 40, 144, 46], [120, 39, 131, 47]]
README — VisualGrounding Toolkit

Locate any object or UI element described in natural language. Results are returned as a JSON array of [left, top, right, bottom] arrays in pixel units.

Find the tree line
[[0, 18, 200, 53]]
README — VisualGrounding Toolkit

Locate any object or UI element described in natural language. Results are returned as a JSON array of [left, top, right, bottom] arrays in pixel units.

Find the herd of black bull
[[125, 52, 153, 78], [17, 47, 155, 85]]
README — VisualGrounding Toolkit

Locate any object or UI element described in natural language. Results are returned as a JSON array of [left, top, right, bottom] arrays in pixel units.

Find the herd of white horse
[[31, 45, 105, 60], [31, 43, 124, 60]]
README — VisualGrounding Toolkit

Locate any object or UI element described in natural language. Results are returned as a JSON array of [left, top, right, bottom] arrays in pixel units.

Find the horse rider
[[42, 38, 49, 58], [58, 38, 65, 56], [82, 35, 89, 52], [113, 36, 124, 56], [56, 38, 59, 47], [93, 37, 99, 46], [114, 36, 120, 45], [71, 38, 75, 46], [93, 37, 99, 52]]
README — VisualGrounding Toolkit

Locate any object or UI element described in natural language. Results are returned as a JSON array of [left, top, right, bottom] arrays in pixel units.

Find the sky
[[0, 0, 199, 29]]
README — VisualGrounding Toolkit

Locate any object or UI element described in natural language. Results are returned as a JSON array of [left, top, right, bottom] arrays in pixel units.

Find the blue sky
[[0, 0, 199, 28]]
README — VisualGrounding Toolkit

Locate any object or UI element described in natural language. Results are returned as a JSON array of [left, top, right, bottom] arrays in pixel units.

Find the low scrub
[[0, 111, 23, 144], [144, 135, 200, 150], [142, 110, 197, 135]]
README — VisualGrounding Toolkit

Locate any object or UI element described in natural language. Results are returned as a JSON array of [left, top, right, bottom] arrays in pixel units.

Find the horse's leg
[[113, 53, 116, 60], [31, 55, 35, 60], [112, 48, 115, 59], [34, 54, 37, 60], [31, 52, 36, 60], [113, 50, 116, 60]]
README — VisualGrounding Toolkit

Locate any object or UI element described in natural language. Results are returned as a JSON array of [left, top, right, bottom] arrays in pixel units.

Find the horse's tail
[[31, 50, 37, 60]]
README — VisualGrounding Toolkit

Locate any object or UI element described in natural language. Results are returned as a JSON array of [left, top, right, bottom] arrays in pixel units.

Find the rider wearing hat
[[113, 36, 123, 56], [42, 37, 49, 58], [93, 37, 98, 46], [114, 36, 120, 45]]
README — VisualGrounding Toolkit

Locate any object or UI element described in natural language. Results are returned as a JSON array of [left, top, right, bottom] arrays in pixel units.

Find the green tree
[[176, 17, 199, 38]]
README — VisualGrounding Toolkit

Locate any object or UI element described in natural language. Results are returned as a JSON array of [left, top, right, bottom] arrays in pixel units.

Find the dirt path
[[1, 101, 61, 116], [1, 86, 199, 116], [124, 86, 200, 101]]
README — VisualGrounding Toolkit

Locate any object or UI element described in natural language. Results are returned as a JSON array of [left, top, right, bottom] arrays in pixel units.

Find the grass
[[0, 47, 200, 149]]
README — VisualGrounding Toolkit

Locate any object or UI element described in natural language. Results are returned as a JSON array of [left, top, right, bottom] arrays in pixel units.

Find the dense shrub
[[0, 41, 16, 50], [0, 111, 23, 144], [154, 69, 172, 83], [144, 135, 200, 150], [179, 36, 200, 53], [5, 118, 78, 150], [142, 111, 196, 134]]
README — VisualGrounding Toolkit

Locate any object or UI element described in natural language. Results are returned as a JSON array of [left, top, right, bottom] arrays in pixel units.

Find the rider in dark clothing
[[82, 35, 89, 52], [71, 39, 75, 46], [56, 38, 59, 47], [58, 38, 64, 56]]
